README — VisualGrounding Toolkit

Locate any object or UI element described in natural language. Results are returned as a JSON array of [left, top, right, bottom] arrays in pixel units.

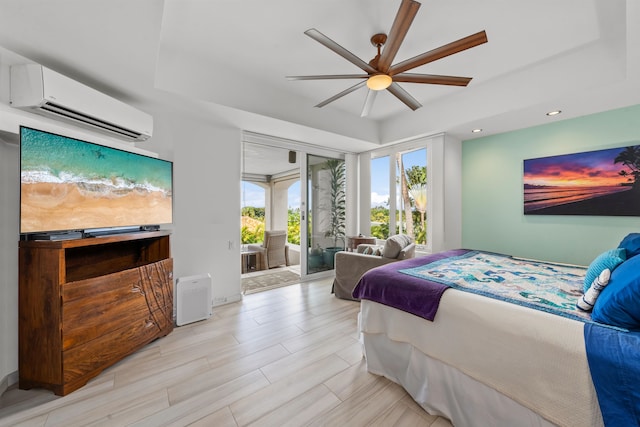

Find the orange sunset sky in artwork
[[523, 145, 636, 188]]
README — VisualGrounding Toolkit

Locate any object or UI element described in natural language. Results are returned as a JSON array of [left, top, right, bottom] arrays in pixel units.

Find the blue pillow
[[592, 254, 640, 330], [619, 233, 640, 258], [583, 248, 626, 293]]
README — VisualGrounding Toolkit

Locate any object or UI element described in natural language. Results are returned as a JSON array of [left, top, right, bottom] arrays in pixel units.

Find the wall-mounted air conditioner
[[10, 64, 153, 142]]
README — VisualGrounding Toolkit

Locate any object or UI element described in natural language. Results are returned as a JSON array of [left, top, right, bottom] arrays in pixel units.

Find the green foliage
[[415, 226, 426, 244], [370, 206, 389, 222], [412, 209, 427, 244], [405, 165, 427, 188], [241, 207, 300, 245], [242, 206, 265, 219], [288, 209, 301, 245], [370, 206, 389, 239], [371, 223, 389, 240], [323, 159, 346, 248], [241, 223, 264, 244]]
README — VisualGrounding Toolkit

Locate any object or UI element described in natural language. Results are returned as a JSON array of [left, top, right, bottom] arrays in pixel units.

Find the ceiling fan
[[286, 0, 488, 117]]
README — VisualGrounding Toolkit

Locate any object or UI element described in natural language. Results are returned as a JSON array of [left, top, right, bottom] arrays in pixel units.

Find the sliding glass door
[[305, 154, 346, 275], [241, 134, 347, 280]]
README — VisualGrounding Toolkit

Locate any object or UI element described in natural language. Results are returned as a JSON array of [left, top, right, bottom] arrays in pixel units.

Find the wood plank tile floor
[[0, 278, 452, 427]]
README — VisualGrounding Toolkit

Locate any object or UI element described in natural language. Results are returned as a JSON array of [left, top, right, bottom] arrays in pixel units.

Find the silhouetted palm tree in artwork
[[614, 146, 640, 189]]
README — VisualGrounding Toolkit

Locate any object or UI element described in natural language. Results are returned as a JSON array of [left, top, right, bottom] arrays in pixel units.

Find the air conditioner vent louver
[[40, 102, 144, 140], [10, 64, 153, 142]]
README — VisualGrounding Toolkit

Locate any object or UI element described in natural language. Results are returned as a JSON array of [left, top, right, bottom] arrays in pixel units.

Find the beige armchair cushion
[[333, 234, 415, 301], [382, 234, 414, 259], [247, 230, 289, 269]]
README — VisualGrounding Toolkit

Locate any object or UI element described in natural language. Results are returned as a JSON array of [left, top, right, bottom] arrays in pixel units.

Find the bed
[[353, 246, 640, 427]]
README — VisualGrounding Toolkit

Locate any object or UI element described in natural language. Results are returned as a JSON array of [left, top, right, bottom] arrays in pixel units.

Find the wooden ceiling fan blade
[[387, 82, 422, 111], [389, 30, 488, 76], [315, 80, 367, 108], [361, 90, 378, 117], [304, 29, 377, 74], [393, 73, 472, 86], [378, 0, 421, 73], [286, 74, 369, 81]]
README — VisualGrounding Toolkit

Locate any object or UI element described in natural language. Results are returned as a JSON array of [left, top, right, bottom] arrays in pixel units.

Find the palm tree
[[614, 146, 640, 189], [405, 165, 426, 187], [409, 183, 427, 242], [396, 153, 414, 238]]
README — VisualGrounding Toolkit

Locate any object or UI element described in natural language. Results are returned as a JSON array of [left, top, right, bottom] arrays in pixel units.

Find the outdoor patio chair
[[248, 230, 289, 270]]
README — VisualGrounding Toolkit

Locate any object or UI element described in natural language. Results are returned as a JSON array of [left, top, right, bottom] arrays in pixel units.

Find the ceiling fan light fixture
[[367, 74, 392, 91]]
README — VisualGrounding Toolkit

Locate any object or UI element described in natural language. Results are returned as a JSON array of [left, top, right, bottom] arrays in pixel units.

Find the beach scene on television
[[20, 127, 173, 234], [523, 143, 640, 216]]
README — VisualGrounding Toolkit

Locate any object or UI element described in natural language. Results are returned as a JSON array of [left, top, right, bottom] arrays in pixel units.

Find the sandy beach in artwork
[[21, 182, 172, 232], [527, 187, 640, 216]]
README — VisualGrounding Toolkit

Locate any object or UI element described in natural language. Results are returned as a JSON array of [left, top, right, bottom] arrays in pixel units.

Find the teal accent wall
[[462, 104, 640, 265]]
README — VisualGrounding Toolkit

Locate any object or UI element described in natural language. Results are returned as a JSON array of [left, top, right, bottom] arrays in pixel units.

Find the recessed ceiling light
[[546, 110, 562, 116], [471, 128, 483, 133]]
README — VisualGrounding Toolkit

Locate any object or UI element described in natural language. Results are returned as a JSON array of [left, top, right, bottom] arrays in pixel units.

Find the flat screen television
[[20, 126, 173, 236]]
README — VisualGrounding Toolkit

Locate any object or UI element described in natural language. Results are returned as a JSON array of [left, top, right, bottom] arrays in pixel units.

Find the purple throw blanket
[[352, 249, 471, 321]]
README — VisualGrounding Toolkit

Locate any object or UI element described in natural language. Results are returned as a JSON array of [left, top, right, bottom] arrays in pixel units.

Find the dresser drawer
[[62, 309, 171, 387], [62, 259, 173, 350]]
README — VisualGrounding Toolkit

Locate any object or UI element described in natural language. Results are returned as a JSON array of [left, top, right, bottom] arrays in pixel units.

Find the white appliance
[[176, 274, 212, 326], [9, 64, 153, 142]]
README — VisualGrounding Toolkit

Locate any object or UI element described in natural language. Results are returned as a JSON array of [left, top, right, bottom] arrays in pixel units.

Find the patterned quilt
[[398, 250, 595, 324]]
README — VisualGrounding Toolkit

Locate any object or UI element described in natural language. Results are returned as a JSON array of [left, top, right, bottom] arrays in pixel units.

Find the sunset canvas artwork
[[523, 144, 640, 216]]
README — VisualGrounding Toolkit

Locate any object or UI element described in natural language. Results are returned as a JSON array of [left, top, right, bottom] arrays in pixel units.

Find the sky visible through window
[[241, 148, 424, 210], [371, 148, 426, 207]]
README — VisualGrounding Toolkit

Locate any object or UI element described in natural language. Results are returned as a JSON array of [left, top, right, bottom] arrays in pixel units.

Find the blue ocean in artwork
[[20, 127, 172, 196]]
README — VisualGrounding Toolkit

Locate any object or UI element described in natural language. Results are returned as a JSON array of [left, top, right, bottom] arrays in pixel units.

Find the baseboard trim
[[0, 371, 18, 396]]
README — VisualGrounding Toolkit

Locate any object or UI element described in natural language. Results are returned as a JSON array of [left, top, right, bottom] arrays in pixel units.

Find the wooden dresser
[[18, 231, 174, 396]]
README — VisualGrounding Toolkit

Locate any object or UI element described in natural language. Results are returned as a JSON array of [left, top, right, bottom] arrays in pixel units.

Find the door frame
[[242, 131, 349, 281]]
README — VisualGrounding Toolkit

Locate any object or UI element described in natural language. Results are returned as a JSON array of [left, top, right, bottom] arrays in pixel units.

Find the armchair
[[248, 230, 289, 270], [332, 234, 415, 301]]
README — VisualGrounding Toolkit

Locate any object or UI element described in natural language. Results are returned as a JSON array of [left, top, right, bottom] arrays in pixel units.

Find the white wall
[[462, 105, 640, 265], [345, 153, 358, 238], [0, 134, 19, 393], [0, 90, 243, 391], [137, 106, 242, 306], [441, 134, 463, 252], [420, 134, 462, 253]]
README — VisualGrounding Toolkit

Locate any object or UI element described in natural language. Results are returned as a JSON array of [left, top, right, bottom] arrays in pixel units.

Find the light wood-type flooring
[[0, 278, 452, 427]]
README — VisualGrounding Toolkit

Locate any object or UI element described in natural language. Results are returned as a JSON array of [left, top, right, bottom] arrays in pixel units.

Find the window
[[370, 156, 390, 239], [241, 181, 266, 244], [287, 180, 301, 245], [370, 146, 427, 247], [397, 148, 427, 245]]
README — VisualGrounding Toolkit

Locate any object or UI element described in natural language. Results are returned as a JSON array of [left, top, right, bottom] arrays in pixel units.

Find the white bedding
[[358, 289, 604, 427]]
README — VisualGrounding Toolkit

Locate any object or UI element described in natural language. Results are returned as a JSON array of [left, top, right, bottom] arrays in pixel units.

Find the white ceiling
[[0, 0, 639, 175]]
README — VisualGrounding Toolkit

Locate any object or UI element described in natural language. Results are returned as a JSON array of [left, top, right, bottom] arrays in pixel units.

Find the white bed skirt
[[363, 332, 555, 427], [359, 293, 603, 427]]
